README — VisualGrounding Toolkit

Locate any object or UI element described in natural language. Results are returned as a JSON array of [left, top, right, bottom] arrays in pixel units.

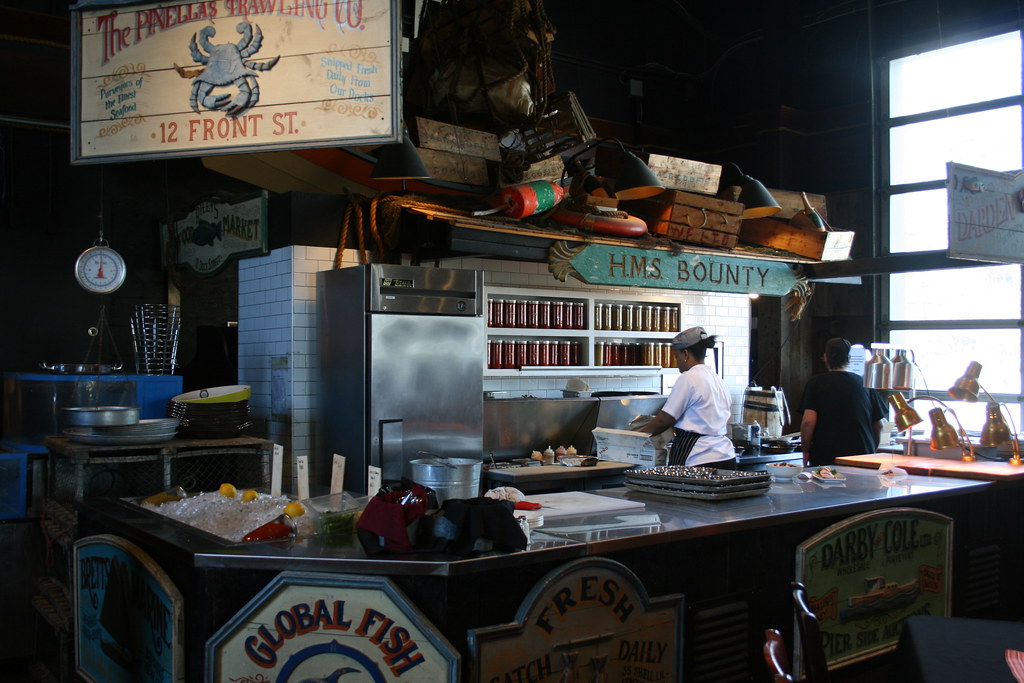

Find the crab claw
[[201, 93, 233, 110]]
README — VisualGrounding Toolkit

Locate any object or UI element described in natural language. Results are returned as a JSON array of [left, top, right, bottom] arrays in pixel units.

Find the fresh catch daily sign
[[71, 0, 399, 163]]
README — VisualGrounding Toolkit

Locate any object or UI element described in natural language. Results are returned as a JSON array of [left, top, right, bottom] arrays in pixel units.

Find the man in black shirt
[[800, 338, 887, 467]]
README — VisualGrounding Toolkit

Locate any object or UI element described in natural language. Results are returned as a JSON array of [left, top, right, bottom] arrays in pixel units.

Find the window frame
[[878, 27, 1024, 419]]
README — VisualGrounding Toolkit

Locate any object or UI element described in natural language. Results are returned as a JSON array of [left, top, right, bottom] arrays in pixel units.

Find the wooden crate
[[739, 217, 854, 261], [625, 190, 743, 249]]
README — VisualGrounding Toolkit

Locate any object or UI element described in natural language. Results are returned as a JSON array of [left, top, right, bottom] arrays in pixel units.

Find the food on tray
[[812, 466, 846, 481], [283, 501, 305, 518], [772, 462, 799, 468], [140, 489, 316, 542], [243, 514, 296, 542], [485, 486, 526, 503]]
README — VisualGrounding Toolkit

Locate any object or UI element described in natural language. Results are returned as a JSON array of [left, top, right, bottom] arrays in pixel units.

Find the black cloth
[[887, 615, 1024, 682], [800, 370, 886, 466], [669, 429, 702, 466]]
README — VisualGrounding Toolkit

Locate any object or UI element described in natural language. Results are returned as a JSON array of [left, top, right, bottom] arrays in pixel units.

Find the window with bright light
[[884, 30, 1024, 433]]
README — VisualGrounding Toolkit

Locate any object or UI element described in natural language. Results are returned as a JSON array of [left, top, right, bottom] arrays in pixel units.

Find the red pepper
[[514, 501, 542, 510], [243, 519, 295, 542]]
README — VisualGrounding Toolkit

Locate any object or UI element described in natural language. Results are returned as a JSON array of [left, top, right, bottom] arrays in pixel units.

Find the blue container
[[0, 452, 26, 519]]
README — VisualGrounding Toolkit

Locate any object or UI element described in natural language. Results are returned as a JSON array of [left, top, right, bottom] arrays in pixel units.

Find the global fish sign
[[161, 190, 268, 276], [204, 571, 459, 682]]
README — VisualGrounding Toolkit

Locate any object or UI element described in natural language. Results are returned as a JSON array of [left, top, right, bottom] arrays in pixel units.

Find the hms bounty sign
[[70, 0, 399, 163]]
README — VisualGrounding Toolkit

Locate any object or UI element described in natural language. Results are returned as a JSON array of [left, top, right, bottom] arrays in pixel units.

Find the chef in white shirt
[[637, 326, 736, 468]]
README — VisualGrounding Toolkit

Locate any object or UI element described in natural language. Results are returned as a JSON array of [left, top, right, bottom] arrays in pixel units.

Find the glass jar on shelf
[[513, 299, 527, 328], [594, 341, 605, 366], [503, 299, 518, 328], [593, 303, 604, 331], [539, 340, 552, 366], [526, 340, 540, 366], [622, 304, 634, 332], [526, 300, 540, 329], [552, 301, 567, 329], [660, 306, 673, 333], [571, 301, 585, 329], [538, 301, 552, 329], [489, 299, 504, 328]]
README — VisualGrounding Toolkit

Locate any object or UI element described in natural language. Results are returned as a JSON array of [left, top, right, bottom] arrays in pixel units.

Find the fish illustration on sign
[[191, 218, 222, 246], [174, 22, 280, 119]]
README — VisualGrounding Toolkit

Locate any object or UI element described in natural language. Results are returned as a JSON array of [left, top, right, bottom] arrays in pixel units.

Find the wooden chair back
[[763, 628, 796, 682], [792, 581, 831, 682]]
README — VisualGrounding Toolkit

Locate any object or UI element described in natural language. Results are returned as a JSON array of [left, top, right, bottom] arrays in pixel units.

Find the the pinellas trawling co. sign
[[548, 242, 798, 296]]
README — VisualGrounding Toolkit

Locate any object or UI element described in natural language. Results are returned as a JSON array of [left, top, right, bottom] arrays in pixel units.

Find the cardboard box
[[592, 428, 665, 467]]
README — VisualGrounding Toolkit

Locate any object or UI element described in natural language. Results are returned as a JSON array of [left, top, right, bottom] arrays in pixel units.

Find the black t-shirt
[[800, 370, 887, 466]]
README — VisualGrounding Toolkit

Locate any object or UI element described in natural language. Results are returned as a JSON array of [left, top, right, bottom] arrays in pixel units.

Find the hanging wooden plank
[[947, 161, 1024, 264], [415, 116, 502, 161], [646, 154, 722, 195], [549, 242, 798, 296]]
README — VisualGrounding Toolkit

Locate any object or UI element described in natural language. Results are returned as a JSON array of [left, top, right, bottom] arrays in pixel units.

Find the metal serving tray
[[626, 466, 771, 487], [625, 480, 770, 501]]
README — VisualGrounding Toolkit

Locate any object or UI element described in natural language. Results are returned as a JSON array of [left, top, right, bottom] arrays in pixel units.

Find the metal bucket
[[408, 456, 481, 503]]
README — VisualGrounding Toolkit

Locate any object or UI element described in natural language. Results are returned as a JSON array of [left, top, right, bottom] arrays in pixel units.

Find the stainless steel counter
[[77, 466, 989, 577]]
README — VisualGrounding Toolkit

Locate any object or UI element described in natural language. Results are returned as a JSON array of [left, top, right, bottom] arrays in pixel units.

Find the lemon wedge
[[283, 501, 305, 518], [241, 489, 259, 502], [218, 483, 238, 498]]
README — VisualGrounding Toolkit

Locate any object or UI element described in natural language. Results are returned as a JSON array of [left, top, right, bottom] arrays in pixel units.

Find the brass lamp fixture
[[887, 394, 976, 461], [561, 137, 666, 200], [948, 361, 1022, 465]]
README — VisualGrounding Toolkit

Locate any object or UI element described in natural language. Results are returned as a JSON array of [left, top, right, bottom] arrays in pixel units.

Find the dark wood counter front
[[74, 467, 1024, 681]]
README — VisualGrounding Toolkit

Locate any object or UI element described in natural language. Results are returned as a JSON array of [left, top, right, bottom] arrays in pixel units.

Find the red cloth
[[356, 485, 429, 552]]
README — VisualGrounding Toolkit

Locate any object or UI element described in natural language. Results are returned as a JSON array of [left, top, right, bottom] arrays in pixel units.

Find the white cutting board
[[519, 491, 645, 520]]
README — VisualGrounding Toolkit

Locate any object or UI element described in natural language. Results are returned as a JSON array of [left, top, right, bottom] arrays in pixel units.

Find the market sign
[[205, 571, 459, 682], [468, 557, 684, 683], [947, 161, 1024, 264], [74, 534, 185, 683], [549, 241, 798, 296], [160, 190, 268, 276], [795, 508, 952, 675], [70, 0, 399, 164]]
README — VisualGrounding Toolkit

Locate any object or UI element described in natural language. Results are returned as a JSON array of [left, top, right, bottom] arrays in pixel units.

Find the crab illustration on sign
[[174, 22, 280, 118]]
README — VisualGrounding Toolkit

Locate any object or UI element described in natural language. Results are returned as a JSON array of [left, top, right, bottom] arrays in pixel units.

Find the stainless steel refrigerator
[[317, 264, 485, 494]]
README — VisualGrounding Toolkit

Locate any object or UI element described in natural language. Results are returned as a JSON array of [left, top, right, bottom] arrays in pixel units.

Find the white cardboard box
[[592, 428, 664, 467]]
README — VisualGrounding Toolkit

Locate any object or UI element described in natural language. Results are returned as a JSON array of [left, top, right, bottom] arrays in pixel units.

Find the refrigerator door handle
[[376, 419, 403, 470]]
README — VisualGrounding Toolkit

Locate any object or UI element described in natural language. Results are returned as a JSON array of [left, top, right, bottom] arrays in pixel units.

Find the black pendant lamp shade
[[370, 133, 430, 180]]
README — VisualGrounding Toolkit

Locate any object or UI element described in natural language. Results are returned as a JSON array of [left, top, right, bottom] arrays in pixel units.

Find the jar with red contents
[[503, 299, 518, 328], [539, 340, 552, 366], [551, 301, 567, 330], [570, 340, 581, 366], [488, 339, 503, 368], [514, 300, 527, 329], [526, 340, 541, 366], [489, 299, 504, 328], [571, 301, 585, 329], [526, 300, 540, 328], [515, 339, 528, 368], [502, 339, 517, 369], [557, 341, 571, 366], [537, 301, 552, 329]]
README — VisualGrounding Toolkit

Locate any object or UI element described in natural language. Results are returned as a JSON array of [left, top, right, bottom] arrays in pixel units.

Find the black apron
[[669, 429, 737, 469]]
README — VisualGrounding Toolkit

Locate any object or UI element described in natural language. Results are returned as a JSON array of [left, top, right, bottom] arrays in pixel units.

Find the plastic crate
[[0, 451, 27, 519]]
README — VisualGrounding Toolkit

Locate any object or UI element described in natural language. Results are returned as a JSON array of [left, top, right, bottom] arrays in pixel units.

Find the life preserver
[[550, 206, 648, 237]]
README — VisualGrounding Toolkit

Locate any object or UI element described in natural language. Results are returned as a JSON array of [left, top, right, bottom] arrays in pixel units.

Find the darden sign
[[548, 242, 798, 296], [205, 571, 458, 682], [70, 0, 399, 163]]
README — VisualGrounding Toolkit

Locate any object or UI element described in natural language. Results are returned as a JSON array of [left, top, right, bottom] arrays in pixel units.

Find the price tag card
[[367, 466, 382, 497]]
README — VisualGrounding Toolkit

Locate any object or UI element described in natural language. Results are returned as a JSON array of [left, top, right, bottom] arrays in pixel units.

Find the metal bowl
[[63, 405, 140, 427]]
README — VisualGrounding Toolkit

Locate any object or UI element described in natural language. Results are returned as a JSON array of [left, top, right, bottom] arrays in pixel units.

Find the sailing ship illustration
[[840, 575, 920, 622]]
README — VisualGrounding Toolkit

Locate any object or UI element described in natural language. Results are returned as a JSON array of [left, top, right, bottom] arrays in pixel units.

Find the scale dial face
[[74, 245, 127, 294]]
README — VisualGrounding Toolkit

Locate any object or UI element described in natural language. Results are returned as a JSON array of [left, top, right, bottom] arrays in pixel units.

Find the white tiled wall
[[238, 248, 751, 488]]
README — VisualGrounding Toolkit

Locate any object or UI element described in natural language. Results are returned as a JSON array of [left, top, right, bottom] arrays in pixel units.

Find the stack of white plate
[[167, 385, 252, 439]]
